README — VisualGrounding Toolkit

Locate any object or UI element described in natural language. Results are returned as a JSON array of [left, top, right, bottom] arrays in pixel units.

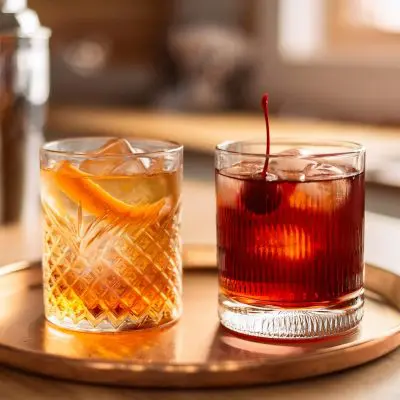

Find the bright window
[[252, 0, 400, 123]]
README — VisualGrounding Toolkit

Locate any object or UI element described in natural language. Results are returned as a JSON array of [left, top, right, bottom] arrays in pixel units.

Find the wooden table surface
[[48, 106, 400, 152], [0, 179, 400, 399]]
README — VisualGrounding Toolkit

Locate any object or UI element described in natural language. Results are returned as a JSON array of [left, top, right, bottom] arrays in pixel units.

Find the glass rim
[[41, 137, 184, 159], [215, 139, 365, 159]]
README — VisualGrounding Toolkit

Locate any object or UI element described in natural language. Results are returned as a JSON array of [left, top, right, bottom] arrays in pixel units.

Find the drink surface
[[216, 160, 365, 308], [41, 140, 182, 331]]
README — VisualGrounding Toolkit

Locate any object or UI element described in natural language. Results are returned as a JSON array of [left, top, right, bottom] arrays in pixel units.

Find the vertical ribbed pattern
[[217, 171, 365, 308]]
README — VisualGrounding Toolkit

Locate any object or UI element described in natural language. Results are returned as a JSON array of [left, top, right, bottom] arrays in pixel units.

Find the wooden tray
[[0, 244, 399, 388]]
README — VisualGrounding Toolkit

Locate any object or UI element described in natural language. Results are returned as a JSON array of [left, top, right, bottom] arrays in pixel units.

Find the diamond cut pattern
[[43, 201, 182, 331]]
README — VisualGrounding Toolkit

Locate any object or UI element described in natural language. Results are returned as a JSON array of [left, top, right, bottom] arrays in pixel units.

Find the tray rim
[[0, 245, 399, 387]]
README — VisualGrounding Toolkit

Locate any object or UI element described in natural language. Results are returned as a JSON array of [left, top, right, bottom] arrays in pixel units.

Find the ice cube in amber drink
[[216, 140, 365, 340], [41, 138, 183, 332]]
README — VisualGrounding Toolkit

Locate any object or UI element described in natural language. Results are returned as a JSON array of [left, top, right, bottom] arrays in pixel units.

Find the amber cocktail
[[41, 138, 183, 332]]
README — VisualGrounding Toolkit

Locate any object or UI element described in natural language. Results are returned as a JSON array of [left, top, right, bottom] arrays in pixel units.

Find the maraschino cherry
[[242, 94, 282, 214]]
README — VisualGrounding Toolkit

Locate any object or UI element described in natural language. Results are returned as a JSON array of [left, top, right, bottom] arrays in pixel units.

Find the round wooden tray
[[0, 244, 399, 388]]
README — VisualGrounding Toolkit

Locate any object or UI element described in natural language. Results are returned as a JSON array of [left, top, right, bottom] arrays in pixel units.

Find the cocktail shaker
[[0, 0, 50, 225]]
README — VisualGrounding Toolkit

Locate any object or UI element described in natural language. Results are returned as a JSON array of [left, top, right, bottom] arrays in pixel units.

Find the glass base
[[46, 312, 181, 333], [219, 292, 364, 340]]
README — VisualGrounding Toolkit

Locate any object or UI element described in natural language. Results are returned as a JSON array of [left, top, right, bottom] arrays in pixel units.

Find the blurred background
[[32, 0, 400, 117], [34, 0, 400, 117], [1, 0, 400, 227]]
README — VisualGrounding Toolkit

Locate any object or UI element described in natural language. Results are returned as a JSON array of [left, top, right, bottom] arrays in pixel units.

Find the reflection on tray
[[42, 321, 179, 362], [206, 327, 359, 362]]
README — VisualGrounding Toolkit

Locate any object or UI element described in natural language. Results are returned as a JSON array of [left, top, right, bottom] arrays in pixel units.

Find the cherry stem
[[261, 93, 270, 177]]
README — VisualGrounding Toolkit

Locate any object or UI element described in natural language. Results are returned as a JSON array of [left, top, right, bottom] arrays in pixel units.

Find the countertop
[[47, 106, 400, 188]]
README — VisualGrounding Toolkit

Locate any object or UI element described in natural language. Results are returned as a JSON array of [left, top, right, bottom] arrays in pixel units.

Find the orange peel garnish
[[52, 161, 165, 221]]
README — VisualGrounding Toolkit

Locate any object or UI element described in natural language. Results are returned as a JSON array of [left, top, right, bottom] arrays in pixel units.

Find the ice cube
[[227, 160, 279, 179], [280, 149, 307, 156], [304, 162, 347, 179], [269, 149, 316, 181], [147, 156, 165, 175], [234, 161, 264, 177], [289, 162, 350, 211], [80, 138, 149, 175], [254, 224, 313, 261], [75, 138, 174, 210], [95, 138, 135, 155]]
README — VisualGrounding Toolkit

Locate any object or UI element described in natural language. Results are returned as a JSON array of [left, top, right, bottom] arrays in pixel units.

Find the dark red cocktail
[[216, 142, 365, 339]]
